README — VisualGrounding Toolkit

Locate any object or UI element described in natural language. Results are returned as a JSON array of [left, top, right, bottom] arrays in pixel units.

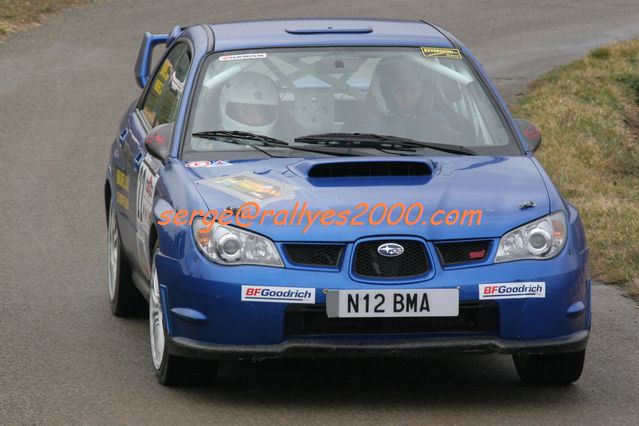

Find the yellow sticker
[[116, 192, 129, 210], [200, 172, 297, 205], [116, 169, 129, 192], [159, 61, 172, 81], [153, 79, 164, 95], [421, 47, 462, 60], [216, 175, 283, 201]]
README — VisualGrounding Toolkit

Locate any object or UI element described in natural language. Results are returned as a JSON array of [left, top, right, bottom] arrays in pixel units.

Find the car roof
[[207, 18, 453, 52]]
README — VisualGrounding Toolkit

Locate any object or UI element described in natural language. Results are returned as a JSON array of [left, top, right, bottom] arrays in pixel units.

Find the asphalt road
[[1, 0, 639, 424]]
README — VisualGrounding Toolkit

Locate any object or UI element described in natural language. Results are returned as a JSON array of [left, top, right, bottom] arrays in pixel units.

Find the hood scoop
[[287, 158, 434, 186], [295, 159, 433, 179]]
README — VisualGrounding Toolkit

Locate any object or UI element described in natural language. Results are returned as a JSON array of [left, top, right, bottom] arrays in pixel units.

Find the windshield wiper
[[192, 130, 290, 146], [294, 132, 477, 156], [192, 130, 355, 157]]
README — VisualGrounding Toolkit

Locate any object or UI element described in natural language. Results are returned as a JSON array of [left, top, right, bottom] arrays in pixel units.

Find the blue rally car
[[105, 19, 590, 385]]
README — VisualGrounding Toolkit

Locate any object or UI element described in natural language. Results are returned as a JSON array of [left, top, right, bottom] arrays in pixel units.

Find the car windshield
[[183, 47, 521, 159]]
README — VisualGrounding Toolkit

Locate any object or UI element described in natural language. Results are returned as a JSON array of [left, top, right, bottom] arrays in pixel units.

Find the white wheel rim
[[107, 203, 118, 301], [149, 257, 165, 370]]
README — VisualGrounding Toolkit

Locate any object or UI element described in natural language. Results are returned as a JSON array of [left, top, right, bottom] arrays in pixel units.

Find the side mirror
[[514, 118, 542, 152], [145, 123, 173, 162]]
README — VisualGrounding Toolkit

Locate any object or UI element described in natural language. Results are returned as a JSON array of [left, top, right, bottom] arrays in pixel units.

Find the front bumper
[[168, 329, 589, 360], [155, 230, 591, 354]]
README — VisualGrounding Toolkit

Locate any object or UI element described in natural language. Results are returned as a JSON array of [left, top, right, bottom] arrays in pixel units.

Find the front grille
[[285, 244, 344, 267], [353, 240, 428, 278], [284, 302, 499, 337], [436, 241, 491, 266]]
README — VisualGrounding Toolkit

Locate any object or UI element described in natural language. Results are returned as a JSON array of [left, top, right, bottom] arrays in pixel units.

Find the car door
[[122, 43, 192, 278]]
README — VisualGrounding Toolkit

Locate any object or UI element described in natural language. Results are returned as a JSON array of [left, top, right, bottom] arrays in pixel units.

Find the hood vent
[[308, 161, 431, 178]]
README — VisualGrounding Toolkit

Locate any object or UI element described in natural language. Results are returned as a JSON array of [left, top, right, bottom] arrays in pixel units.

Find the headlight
[[495, 211, 567, 263], [192, 218, 283, 267]]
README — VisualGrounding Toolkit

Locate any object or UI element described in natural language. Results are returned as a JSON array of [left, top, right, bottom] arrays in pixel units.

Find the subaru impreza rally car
[[105, 19, 590, 385]]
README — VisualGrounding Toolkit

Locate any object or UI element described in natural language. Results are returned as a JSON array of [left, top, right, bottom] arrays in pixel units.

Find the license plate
[[326, 289, 459, 318]]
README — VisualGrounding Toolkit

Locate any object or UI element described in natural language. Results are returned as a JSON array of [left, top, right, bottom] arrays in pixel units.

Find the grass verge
[[512, 39, 639, 298], [0, 0, 85, 37]]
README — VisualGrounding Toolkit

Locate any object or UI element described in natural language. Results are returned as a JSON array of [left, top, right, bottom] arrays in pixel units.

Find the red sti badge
[[469, 249, 486, 259]]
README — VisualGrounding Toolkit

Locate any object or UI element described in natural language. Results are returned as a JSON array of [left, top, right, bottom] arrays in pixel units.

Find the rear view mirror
[[514, 118, 542, 152], [144, 123, 173, 162]]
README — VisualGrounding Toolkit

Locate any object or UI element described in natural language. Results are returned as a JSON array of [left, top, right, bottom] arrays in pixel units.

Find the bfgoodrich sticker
[[478, 282, 545, 300], [241, 286, 315, 304]]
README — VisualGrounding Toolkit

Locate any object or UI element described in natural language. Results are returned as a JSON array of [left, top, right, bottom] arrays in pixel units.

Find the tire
[[107, 197, 146, 317], [149, 241, 219, 386], [513, 349, 585, 385]]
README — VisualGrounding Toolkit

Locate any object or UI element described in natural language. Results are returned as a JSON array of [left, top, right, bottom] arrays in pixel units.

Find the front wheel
[[513, 350, 585, 385], [149, 241, 219, 386]]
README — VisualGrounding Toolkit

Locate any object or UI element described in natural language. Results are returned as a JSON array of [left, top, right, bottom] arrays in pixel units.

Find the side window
[[141, 44, 191, 128]]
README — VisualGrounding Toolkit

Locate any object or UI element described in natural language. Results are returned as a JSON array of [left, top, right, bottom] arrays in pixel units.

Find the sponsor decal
[[185, 160, 212, 168], [148, 131, 167, 148], [185, 160, 232, 168], [219, 53, 267, 62], [420, 47, 462, 60], [523, 126, 541, 141], [116, 192, 129, 210], [241, 285, 315, 304], [159, 60, 172, 81], [144, 153, 160, 174], [200, 172, 295, 204], [478, 282, 545, 300], [135, 156, 159, 278], [153, 79, 164, 95], [116, 168, 129, 191]]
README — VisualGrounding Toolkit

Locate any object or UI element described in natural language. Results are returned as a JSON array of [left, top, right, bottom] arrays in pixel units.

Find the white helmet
[[219, 72, 279, 134]]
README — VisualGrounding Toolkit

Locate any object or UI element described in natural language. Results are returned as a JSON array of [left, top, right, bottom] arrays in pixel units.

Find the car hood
[[189, 156, 550, 242]]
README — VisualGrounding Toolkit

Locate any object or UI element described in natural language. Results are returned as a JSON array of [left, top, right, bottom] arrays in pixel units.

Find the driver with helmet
[[346, 59, 462, 143], [219, 71, 280, 135], [351, 59, 429, 137]]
